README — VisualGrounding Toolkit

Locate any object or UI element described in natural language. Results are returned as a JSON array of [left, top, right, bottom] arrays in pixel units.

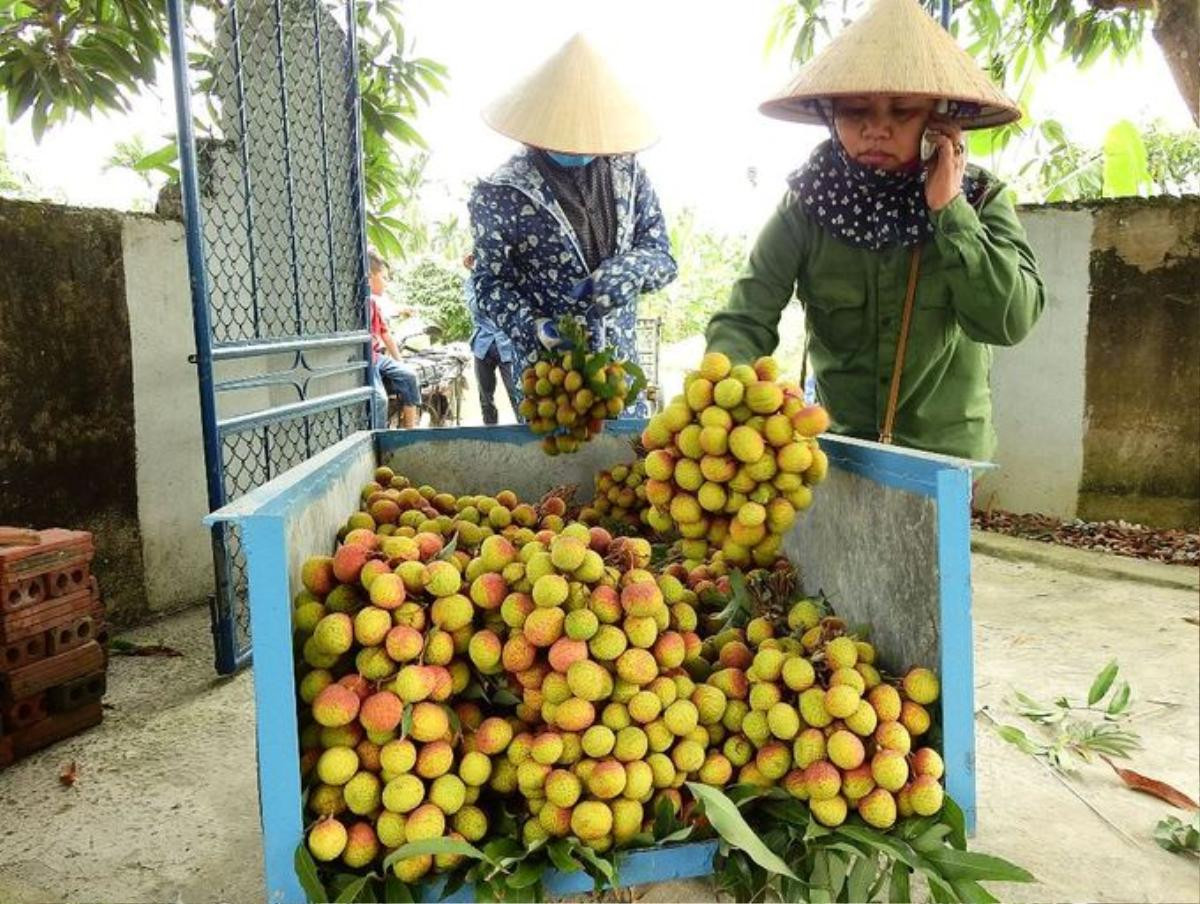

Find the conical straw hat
[[482, 34, 657, 154], [760, 0, 1018, 129]]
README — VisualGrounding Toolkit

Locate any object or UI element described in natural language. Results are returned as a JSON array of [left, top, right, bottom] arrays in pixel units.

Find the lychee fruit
[[911, 747, 945, 779], [307, 817, 348, 862], [409, 702, 450, 743], [909, 774, 945, 816], [301, 556, 336, 597], [405, 802, 446, 842], [902, 667, 940, 704], [313, 684, 360, 727], [825, 684, 861, 719], [858, 787, 897, 829], [871, 749, 909, 792], [429, 774, 467, 815], [868, 684, 903, 722], [763, 702, 798, 741], [803, 761, 842, 801], [313, 612, 354, 655], [571, 800, 613, 841], [359, 691, 404, 734], [875, 721, 913, 755]]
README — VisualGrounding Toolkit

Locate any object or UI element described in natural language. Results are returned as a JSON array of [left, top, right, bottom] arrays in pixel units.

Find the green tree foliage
[[643, 209, 749, 344], [392, 257, 472, 344], [0, 0, 165, 140], [0, 0, 445, 257]]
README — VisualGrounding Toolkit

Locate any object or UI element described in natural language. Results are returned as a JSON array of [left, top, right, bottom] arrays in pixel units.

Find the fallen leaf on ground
[[59, 761, 77, 787], [1102, 757, 1199, 810], [109, 639, 183, 657]]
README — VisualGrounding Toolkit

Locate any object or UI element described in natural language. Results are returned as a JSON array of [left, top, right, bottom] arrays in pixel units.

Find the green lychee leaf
[[547, 839, 581, 873], [572, 842, 618, 890], [1088, 659, 1119, 705], [333, 875, 373, 903], [941, 795, 969, 851], [436, 533, 459, 561], [293, 844, 327, 904], [846, 853, 877, 904], [383, 875, 413, 903], [888, 862, 911, 903], [1106, 681, 1131, 717], [623, 358, 648, 403], [504, 861, 543, 889], [920, 848, 1037, 883], [687, 782, 798, 880], [399, 704, 413, 740], [382, 837, 490, 873]]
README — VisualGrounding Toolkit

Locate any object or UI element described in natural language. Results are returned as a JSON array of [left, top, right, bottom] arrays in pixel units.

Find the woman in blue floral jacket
[[468, 35, 677, 415]]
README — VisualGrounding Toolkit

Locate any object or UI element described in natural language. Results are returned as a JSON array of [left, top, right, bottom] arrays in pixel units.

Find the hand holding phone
[[921, 100, 951, 164]]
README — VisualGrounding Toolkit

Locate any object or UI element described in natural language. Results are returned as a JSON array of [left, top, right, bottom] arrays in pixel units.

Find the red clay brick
[[1, 633, 47, 672], [2, 693, 47, 730], [47, 671, 106, 713], [0, 530, 93, 610], [11, 702, 102, 758], [0, 586, 98, 643], [1, 642, 105, 702], [45, 612, 101, 656]]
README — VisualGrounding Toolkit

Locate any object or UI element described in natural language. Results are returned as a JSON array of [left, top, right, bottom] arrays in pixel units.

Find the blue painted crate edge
[[421, 839, 720, 902]]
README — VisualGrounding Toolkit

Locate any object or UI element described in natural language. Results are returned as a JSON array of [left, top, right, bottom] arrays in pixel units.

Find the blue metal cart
[[208, 423, 979, 903]]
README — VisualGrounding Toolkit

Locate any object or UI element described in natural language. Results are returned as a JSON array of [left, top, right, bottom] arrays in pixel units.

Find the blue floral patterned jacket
[[468, 150, 677, 413]]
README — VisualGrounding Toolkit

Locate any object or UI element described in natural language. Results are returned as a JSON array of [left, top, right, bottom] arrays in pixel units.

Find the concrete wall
[[121, 218, 214, 617], [0, 198, 211, 625], [983, 197, 1200, 529]]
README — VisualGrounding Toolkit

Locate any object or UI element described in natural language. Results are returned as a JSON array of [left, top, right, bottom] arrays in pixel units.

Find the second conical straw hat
[[482, 34, 657, 155], [760, 0, 1019, 129]]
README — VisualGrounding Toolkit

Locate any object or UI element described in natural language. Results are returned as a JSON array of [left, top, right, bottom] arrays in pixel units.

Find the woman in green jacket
[[706, 0, 1045, 461]]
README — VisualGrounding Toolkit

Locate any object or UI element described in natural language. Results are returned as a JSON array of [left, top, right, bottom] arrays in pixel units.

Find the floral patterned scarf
[[789, 137, 988, 251]]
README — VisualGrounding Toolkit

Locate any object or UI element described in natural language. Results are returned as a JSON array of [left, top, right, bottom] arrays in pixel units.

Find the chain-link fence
[[168, 0, 376, 673]]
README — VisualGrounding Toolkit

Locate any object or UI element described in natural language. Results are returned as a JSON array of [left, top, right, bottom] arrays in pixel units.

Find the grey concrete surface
[[0, 551, 1197, 903]]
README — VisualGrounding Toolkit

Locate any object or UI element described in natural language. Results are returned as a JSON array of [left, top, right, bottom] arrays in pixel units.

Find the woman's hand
[[925, 125, 966, 212]]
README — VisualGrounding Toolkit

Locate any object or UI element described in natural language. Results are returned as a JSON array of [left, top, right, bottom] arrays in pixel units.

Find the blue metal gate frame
[[167, 0, 380, 673]]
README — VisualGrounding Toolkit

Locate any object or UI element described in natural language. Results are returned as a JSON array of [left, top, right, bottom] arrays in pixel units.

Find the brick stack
[[0, 529, 108, 769]]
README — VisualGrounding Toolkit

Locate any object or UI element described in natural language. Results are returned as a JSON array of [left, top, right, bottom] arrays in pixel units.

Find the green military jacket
[[706, 175, 1045, 461]]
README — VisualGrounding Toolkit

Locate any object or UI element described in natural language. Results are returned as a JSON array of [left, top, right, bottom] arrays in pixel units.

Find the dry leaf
[[59, 761, 78, 787], [108, 639, 183, 658], [1102, 757, 1199, 810]]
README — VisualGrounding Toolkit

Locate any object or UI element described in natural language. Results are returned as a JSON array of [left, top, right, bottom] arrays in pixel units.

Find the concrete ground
[[0, 547, 1196, 904]]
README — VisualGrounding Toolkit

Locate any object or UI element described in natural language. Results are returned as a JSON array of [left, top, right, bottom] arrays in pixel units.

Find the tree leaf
[[921, 848, 1036, 883], [1101, 757, 1199, 810], [572, 842, 618, 890], [1105, 682, 1131, 717], [888, 862, 911, 903], [382, 837, 490, 872], [294, 844, 327, 904], [1088, 660, 1120, 705], [547, 839, 581, 873], [941, 795, 969, 851], [836, 824, 922, 870], [505, 861, 543, 889], [334, 875, 373, 903], [686, 782, 798, 879], [1102, 123, 1150, 198], [846, 853, 877, 903], [383, 874, 413, 903], [951, 878, 1002, 903]]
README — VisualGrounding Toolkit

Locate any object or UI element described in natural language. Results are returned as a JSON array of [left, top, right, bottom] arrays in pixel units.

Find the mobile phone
[[921, 100, 951, 162]]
